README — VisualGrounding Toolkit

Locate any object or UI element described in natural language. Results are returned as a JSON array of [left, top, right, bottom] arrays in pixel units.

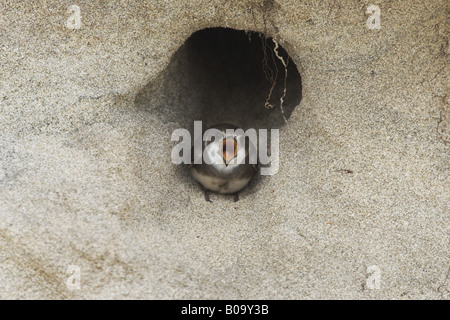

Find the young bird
[[191, 123, 258, 202]]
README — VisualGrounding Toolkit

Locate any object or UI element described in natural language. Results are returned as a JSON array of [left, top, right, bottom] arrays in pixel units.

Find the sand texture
[[0, 0, 448, 299]]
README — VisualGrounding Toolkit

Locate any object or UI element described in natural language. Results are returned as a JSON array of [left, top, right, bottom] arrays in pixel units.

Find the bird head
[[202, 124, 253, 171]]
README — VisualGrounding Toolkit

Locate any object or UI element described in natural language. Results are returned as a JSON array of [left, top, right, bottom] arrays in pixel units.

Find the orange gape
[[222, 138, 237, 162]]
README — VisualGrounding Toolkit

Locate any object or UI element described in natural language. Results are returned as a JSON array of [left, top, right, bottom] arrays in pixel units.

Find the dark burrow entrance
[[135, 27, 302, 131]]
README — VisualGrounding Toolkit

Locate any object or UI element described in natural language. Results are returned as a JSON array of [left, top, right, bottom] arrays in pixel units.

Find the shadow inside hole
[[135, 27, 302, 132], [134, 28, 302, 198]]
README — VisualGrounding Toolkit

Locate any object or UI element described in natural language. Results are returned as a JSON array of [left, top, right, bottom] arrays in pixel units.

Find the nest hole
[[136, 27, 302, 131]]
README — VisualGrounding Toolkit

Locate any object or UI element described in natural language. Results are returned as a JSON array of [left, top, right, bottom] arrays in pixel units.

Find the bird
[[190, 123, 258, 202]]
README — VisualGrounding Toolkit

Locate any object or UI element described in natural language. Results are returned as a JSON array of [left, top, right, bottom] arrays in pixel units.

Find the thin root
[[261, 35, 289, 123]]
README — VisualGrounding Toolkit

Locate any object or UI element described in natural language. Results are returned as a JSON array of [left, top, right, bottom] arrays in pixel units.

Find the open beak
[[221, 138, 237, 166]]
